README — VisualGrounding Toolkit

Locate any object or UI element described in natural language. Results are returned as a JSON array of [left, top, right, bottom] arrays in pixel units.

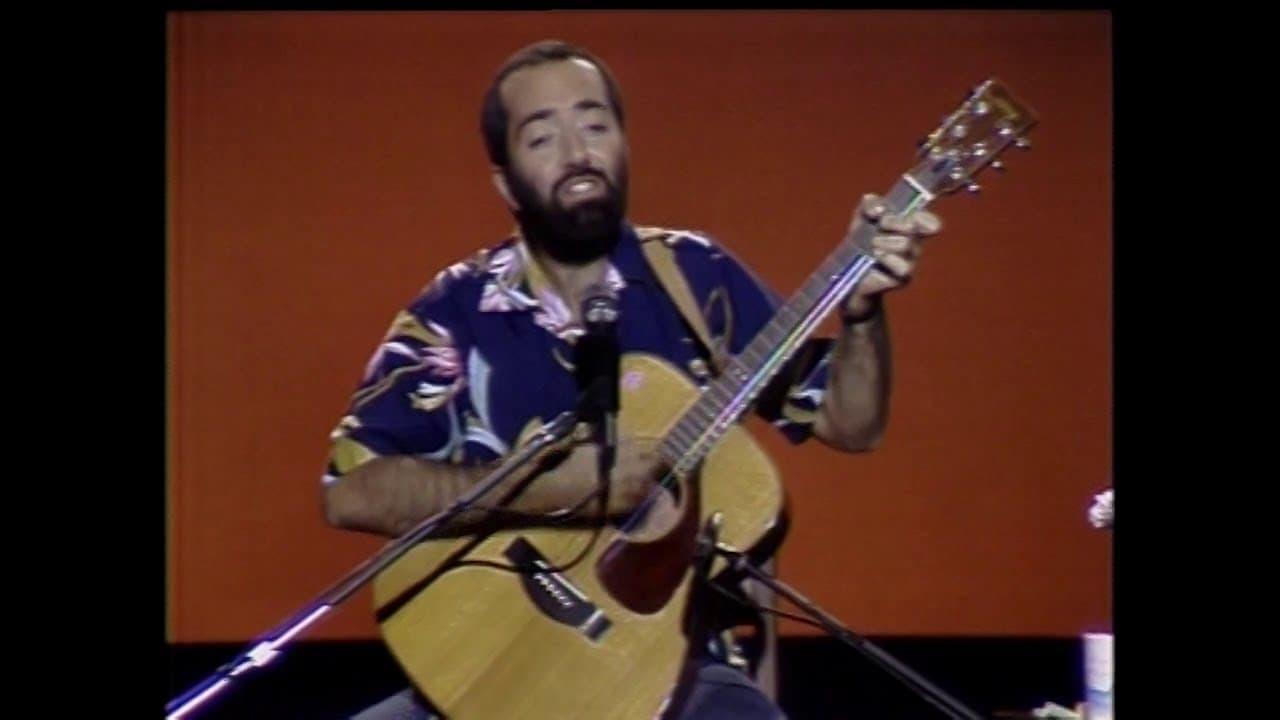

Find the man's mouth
[[558, 174, 606, 201]]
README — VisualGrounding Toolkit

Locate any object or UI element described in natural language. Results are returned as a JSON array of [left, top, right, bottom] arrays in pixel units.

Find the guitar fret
[[691, 401, 718, 426], [815, 257, 843, 282], [762, 316, 785, 339], [676, 416, 704, 444], [697, 389, 725, 420], [751, 318, 791, 355], [669, 422, 697, 449], [660, 438, 684, 465], [724, 359, 751, 390], [824, 250, 853, 278], [834, 240, 862, 264], [740, 336, 765, 363], [684, 402, 711, 431], [708, 380, 735, 407], [799, 280, 827, 308], [692, 425, 724, 459]]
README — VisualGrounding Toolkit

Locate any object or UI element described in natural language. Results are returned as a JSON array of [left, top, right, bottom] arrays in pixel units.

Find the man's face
[[497, 58, 629, 265]]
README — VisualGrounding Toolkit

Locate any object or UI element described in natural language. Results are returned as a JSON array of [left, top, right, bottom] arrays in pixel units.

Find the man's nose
[[559, 128, 590, 167]]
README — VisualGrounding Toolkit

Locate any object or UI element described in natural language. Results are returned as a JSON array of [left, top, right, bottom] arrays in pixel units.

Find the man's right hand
[[536, 435, 668, 516]]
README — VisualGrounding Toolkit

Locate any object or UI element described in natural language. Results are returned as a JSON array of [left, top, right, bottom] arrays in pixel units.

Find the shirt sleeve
[[698, 239, 834, 445], [322, 280, 476, 487]]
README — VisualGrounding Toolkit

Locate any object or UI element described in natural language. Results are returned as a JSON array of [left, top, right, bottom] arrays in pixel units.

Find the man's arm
[[812, 302, 892, 452], [323, 438, 663, 538], [812, 194, 940, 452], [324, 455, 512, 537]]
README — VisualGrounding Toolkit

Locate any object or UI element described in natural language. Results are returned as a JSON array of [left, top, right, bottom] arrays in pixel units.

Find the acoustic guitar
[[370, 79, 1037, 719]]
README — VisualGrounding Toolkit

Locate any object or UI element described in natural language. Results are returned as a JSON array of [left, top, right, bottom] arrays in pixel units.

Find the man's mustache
[[553, 168, 612, 197]]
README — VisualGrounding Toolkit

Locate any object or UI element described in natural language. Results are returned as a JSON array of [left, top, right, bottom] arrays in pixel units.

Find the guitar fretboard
[[658, 178, 927, 476]]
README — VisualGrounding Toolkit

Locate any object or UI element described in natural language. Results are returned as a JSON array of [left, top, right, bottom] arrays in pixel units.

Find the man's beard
[[505, 165, 628, 266]]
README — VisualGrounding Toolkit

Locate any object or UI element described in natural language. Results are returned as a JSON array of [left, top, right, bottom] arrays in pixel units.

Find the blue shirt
[[324, 223, 832, 484]]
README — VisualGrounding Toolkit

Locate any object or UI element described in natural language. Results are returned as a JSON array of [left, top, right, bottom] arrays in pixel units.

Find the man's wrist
[[840, 294, 883, 326]]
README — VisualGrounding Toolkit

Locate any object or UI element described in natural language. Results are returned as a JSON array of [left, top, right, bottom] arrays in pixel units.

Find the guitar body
[[371, 352, 785, 719]]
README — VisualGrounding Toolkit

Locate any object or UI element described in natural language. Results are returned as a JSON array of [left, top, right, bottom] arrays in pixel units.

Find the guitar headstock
[[910, 79, 1038, 197]]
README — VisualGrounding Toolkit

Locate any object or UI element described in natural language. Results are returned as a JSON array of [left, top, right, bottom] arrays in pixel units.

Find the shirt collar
[[609, 223, 656, 286], [478, 223, 650, 341], [480, 223, 651, 314]]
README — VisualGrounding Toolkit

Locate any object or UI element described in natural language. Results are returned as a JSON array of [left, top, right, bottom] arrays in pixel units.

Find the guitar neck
[[659, 177, 930, 475], [653, 75, 1040, 475]]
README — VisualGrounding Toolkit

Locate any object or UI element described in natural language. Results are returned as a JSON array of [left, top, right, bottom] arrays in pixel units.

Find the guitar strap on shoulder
[[638, 236, 729, 377], [638, 231, 838, 424]]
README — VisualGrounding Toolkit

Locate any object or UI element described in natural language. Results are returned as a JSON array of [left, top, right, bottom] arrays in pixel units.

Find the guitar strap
[[637, 232, 832, 424], [637, 235, 729, 377]]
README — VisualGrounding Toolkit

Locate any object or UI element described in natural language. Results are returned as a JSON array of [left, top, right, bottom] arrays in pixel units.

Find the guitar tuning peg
[[1015, 137, 1032, 150], [965, 182, 981, 194], [991, 160, 1006, 172]]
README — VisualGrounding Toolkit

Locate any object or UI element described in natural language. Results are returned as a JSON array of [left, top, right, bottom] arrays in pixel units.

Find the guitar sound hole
[[610, 475, 681, 537]]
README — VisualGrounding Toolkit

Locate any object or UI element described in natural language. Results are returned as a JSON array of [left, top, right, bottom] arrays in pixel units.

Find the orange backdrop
[[167, 10, 1112, 642]]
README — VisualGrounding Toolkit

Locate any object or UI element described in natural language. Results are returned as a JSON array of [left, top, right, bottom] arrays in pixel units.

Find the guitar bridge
[[504, 537, 612, 642]]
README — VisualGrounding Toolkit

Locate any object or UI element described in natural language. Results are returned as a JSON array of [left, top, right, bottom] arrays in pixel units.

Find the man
[[323, 40, 940, 719]]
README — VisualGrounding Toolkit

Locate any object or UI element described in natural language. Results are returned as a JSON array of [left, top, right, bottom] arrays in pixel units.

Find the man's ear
[[491, 167, 518, 212]]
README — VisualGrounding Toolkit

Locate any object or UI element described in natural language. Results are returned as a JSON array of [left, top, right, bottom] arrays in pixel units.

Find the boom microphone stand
[[698, 516, 988, 720], [165, 410, 581, 720]]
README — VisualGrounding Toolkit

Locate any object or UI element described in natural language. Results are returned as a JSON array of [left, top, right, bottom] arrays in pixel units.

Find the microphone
[[582, 283, 620, 333], [574, 282, 620, 476]]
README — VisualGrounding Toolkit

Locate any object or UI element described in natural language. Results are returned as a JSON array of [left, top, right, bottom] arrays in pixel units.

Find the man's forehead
[[565, 57, 599, 74], [501, 59, 608, 110]]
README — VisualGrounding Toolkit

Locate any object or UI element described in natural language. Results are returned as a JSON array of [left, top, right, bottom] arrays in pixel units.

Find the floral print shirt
[[323, 223, 832, 484]]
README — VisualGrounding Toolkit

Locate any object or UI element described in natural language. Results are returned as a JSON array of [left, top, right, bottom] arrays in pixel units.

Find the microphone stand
[[701, 518, 988, 720], [165, 410, 581, 720]]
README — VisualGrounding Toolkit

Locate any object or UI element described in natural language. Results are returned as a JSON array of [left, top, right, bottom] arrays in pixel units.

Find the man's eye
[[529, 135, 550, 148], [587, 124, 608, 134]]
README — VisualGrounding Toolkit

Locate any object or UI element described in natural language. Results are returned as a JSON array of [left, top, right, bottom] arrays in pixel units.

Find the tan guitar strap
[[639, 238, 728, 377]]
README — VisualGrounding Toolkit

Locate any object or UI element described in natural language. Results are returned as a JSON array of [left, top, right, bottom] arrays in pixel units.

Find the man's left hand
[[841, 193, 942, 321]]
